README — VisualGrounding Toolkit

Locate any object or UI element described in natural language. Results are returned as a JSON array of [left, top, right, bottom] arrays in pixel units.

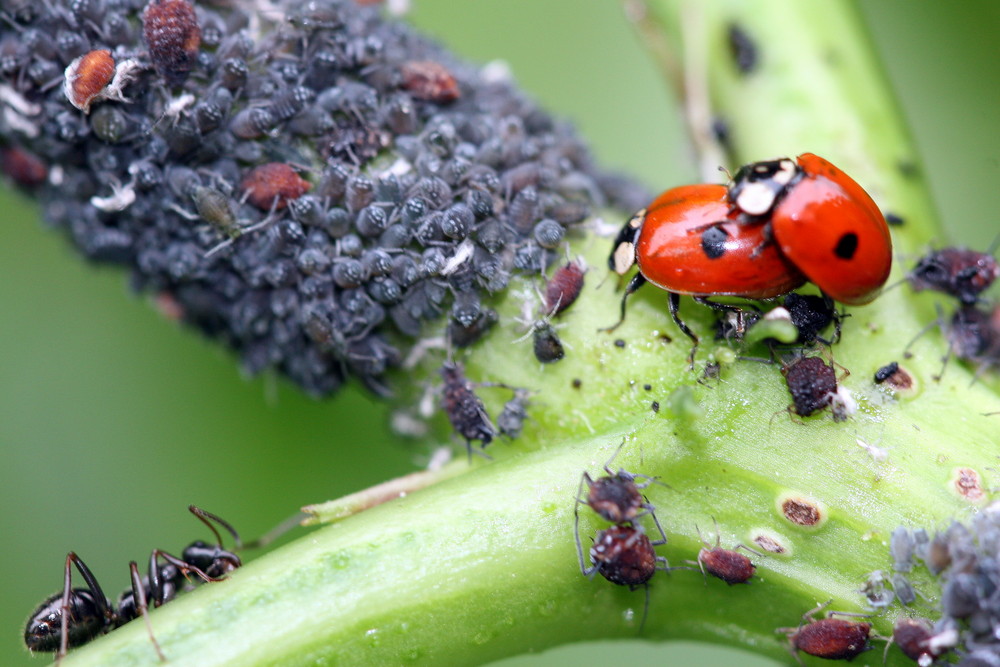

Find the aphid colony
[[0, 0, 646, 399], [876, 519, 1000, 665], [24, 506, 241, 661]]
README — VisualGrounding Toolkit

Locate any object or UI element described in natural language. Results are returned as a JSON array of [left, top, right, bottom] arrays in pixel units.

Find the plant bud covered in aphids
[[0, 0, 648, 398]]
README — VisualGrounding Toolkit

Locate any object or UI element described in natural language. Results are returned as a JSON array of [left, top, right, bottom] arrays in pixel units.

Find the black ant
[[24, 505, 242, 662]]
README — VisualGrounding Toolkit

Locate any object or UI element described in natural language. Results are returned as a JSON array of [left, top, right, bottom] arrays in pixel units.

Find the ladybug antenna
[[717, 165, 733, 182]]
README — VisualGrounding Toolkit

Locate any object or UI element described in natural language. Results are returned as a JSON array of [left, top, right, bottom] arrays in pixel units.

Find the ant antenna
[[189, 505, 242, 549]]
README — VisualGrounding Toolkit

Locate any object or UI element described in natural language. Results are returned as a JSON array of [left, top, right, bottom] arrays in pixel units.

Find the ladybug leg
[[669, 292, 699, 368], [600, 273, 646, 333]]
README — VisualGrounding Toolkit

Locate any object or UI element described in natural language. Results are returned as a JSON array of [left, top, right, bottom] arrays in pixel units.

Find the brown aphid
[[588, 525, 659, 587], [581, 472, 644, 525], [440, 361, 494, 458], [242, 163, 311, 211], [781, 356, 839, 418], [0, 146, 47, 188], [781, 603, 872, 662], [575, 440, 662, 526], [545, 261, 586, 316], [143, 0, 201, 87], [694, 524, 757, 585], [64, 50, 115, 113], [892, 618, 943, 665], [400, 60, 460, 103]]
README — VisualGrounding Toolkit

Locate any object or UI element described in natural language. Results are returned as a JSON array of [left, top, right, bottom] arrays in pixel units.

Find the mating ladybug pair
[[608, 154, 892, 356]]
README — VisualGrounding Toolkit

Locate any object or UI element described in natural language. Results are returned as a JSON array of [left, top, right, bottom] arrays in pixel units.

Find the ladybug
[[727, 153, 892, 305], [607, 184, 805, 358]]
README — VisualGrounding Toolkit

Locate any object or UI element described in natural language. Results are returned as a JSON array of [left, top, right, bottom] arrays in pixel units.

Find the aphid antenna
[[902, 302, 945, 361], [572, 476, 591, 578], [241, 512, 308, 551], [986, 231, 1000, 257], [188, 505, 242, 550]]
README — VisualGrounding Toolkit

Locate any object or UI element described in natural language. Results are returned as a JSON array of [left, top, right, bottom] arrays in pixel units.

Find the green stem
[[60, 1, 999, 666]]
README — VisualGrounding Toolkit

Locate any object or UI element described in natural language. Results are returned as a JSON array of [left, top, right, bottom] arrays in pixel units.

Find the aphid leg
[[128, 561, 165, 661]]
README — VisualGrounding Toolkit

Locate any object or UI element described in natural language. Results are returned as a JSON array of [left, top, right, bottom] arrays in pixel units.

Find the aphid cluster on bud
[[0, 0, 646, 398]]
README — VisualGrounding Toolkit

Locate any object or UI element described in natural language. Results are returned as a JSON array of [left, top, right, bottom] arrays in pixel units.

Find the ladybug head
[[727, 157, 799, 218]]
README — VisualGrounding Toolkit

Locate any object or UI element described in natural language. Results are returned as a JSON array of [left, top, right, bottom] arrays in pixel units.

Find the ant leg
[[189, 505, 242, 549], [669, 292, 699, 368], [129, 561, 166, 661], [59, 553, 112, 662], [152, 550, 226, 585], [599, 273, 646, 333]]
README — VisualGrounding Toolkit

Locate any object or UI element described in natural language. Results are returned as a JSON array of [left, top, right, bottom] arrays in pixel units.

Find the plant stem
[[59, 1, 999, 666]]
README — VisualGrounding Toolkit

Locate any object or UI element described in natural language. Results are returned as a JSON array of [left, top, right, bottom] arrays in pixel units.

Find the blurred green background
[[1, 2, 997, 665]]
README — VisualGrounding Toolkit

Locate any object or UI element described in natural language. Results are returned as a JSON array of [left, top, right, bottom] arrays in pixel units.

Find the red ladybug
[[726, 153, 892, 304], [607, 184, 805, 357]]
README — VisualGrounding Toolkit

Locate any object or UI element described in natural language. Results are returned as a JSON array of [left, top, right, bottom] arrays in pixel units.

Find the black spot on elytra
[[701, 225, 729, 259], [834, 232, 858, 260]]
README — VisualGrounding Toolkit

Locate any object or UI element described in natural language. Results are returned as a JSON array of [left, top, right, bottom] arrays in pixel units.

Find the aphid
[[1, 146, 47, 188], [63, 49, 115, 113], [531, 320, 565, 363], [890, 526, 915, 572], [779, 602, 872, 662], [727, 23, 758, 74], [585, 524, 665, 587], [859, 570, 895, 610], [142, 0, 200, 86], [693, 523, 757, 585], [781, 356, 847, 420], [545, 260, 586, 316], [188, 185, 239, 237], [496, 388, 531, 439], [908, 247, 998, 305], [448, 308, 498, 348], [24, 506, 240, 660], [400, 60, 460, 103], [440, 361, 494, 458], [241, 163, 311, 211], [581, 524, 669, 633], [891, 618, 946, 666], [574, 440, 666, 531], [229, 107, 276, 139]]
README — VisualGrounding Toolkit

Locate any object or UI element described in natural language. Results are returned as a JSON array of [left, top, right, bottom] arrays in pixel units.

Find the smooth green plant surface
[[3, 2, 1000, 667]]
